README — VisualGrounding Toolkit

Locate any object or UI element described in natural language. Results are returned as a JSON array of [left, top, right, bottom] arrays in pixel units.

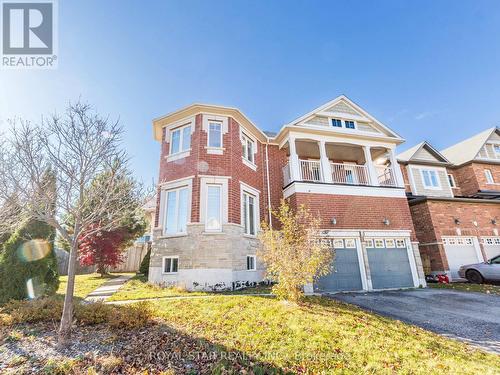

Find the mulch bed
[[0, 322, 283, 374]]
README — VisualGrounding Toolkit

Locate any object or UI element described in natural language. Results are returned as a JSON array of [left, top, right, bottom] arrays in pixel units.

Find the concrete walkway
[[84, 274, 134, 302]]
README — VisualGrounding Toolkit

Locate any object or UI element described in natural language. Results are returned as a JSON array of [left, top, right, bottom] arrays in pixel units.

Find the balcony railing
[[283, 159, 400, 188], [300, 160, 322, 182], [331, 163, 370, 185], [377, 167, 397, 187]]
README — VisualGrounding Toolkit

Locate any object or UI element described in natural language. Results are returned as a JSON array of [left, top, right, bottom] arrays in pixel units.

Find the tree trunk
[[58, 234, 79, 345], [97, 263, 107, 277]]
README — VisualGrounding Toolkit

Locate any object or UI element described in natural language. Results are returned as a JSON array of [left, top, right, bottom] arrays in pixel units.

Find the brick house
[[398, 129, 500, 280], [149, 96, 426, 291]]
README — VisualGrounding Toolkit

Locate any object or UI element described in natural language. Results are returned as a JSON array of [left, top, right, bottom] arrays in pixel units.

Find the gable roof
[[397, 141, 450, 164], [279, 95, 404, 141], [441, 127, 500, 166]]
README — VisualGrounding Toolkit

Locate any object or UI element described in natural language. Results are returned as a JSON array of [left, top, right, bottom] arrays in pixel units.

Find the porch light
[[454, 218, 461, 225], [382, 218, 390, 226], [472, 221, 478, 227], [331, 217, 337, 225], [492, 218, 497, 225]]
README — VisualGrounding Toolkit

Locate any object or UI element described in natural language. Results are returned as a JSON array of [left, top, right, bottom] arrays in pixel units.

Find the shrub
[[108, 302, 153, 329], [139, 247, 151, 276], [1, 297, 154, 329], [2, 297, 63, 324], [258, 200, 333, 302], [75, 301, 112, 325], [0, 218, 59, 304]]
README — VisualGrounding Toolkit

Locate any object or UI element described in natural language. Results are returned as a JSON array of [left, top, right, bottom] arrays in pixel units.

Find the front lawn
[[56, 273, 120, 299], [149, 295, 499, 374], [429, 282, 500, 296], [107, 274, 272, 301]]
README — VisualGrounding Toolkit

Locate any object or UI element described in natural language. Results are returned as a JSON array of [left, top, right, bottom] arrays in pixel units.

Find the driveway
[[329, 288, 500, 354]]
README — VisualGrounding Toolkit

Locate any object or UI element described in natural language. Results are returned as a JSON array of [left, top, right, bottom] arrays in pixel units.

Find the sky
[[2, 1, 500, 184]]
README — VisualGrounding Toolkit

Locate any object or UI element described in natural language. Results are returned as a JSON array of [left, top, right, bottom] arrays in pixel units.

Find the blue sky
[[2, 1, 500, 183]]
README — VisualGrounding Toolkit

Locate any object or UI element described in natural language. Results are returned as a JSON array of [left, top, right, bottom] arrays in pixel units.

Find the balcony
[[283, 159, 398, 187]]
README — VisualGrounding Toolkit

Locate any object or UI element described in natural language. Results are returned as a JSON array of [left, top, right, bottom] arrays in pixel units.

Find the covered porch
[[282, 137, 403, 188]]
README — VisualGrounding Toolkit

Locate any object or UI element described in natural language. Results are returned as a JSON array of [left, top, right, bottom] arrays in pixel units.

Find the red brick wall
[[287, 193, 416, 239], [155, 113, 285, 228], [452, 162, 500, 196], [399, 163, 412, 194], [410, 198, 500, 271]]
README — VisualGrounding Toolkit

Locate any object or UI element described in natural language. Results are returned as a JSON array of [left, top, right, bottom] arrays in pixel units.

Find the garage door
[[482, 237, 500, 261], [442, 237, 481, 280], [315, 238, 363, 293], [367, 238, 413, 289]]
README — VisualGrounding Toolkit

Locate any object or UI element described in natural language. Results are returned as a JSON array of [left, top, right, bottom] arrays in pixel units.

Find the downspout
[[265, 142, 273, 228]]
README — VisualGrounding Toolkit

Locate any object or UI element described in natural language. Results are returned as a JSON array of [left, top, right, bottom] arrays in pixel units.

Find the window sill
[[205, 146, 225, 155], [202, 230, 225, 235], [162, 272, 179, 275], [242, 157, 257, 171], [158, 233, 188, 239], [166, 149, 191, 162], [246, 269, 257, 272], [243, 234, 258, 239]]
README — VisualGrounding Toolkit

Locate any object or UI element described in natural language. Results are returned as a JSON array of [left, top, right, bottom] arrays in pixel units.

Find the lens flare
[[17, 239, 51, 262], [26, 277, 44, 299]]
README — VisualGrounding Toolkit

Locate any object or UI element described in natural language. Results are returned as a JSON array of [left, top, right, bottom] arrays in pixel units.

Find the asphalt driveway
[[329, 288, 500, 354]]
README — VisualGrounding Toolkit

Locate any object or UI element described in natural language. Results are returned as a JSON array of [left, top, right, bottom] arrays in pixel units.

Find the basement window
[[163, 256, 179, 274], [246, 255, 256, 271]]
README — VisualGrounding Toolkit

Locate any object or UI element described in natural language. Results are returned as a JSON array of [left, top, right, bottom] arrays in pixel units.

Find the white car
[[458, 255, 500, 283]]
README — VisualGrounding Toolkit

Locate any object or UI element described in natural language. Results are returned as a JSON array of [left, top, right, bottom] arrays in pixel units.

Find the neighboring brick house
[[149, 96, 426, 291], [398, 130, 500, 280]]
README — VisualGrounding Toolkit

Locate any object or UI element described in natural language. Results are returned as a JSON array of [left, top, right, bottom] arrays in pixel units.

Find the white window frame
[[200, 176, 229, 233], [158, 177, 193, 236], [344, 238, 356, 248], [241, 132, 257, 169], [163, 187, 189, 236], [385, 239, 396, 248], [169, 123, 191, 156], [365, 239, 374, 248], [374, 239, 385, 248], [344, 120, 356, 130], [396, 239, 406, 248], [208, 121, 223, 149], [163, 117, 195, 162], [162, 256, 179, 274], [246, 255, 256, 271], [205, 184, 223, 232], [420, 169, 441, 189], [485, 169, 495, 184], [447, 173, 456, 188], [202, 114, 228, 155], [330, 118, 357, 130], [240, 182, 260, 236]]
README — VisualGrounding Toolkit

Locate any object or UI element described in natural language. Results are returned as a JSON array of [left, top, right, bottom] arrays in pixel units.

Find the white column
[[288, 136, 301, 181], [388, 149, 405, 187], [318, 140, 332, 183], [363, 146, 379, 186]]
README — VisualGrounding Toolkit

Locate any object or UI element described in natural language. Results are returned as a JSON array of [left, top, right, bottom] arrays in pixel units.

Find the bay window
[[242, 191, 256, 235], [170, 124, 191, 155], [208, 122, 222, 148], [241, 132, 255, 164], [206, 184, 222, 231], [164, 187, 189, 235]]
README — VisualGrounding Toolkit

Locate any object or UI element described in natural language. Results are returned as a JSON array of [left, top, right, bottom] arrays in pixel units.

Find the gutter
[[265, 143, 273, 228], [408, 195, 500, 205]]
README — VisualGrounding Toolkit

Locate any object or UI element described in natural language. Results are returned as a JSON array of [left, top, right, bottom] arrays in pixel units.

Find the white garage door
[[482, 237, 500, 261], [442, 237, 481, 280]]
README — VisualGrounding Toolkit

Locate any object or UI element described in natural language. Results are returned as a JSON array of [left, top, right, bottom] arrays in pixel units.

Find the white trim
[[168, 122, 193, 156], [166, 149, 191, 162], [207, 121, 223, 149], [200, 176, 229, 232], [363, 230, 412, 237], [205, 146, 225, 155], [317, 111, 370, 123], [162, 256, 179, 274], [419, 168, 442, 190], [240, 182, 261, 236], [283, 181, 406, 199], [355, 237, 369, 291], [246, 255, 257, 271], [158, 177, 193, 232], [447, 173, 456, 188], [404, 238, 420, 287], [484, 168, 495, 184]]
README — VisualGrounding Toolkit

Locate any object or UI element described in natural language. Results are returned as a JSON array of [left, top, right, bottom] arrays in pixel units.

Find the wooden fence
[[55, 242, 149, 275]]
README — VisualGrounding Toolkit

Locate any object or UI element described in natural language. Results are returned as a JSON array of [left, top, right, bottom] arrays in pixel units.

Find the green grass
[[107, 274, 272, 301], [148, 295, 500, 374], [429, 282, 500, 296], [56, 273, 121, 299]]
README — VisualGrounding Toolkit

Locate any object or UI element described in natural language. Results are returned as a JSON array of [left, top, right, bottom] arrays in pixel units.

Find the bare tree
[[0, 101, 144, 344]]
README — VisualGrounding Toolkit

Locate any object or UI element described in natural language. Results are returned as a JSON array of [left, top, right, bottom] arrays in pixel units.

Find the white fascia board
[[283, 182, 407, 199]]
